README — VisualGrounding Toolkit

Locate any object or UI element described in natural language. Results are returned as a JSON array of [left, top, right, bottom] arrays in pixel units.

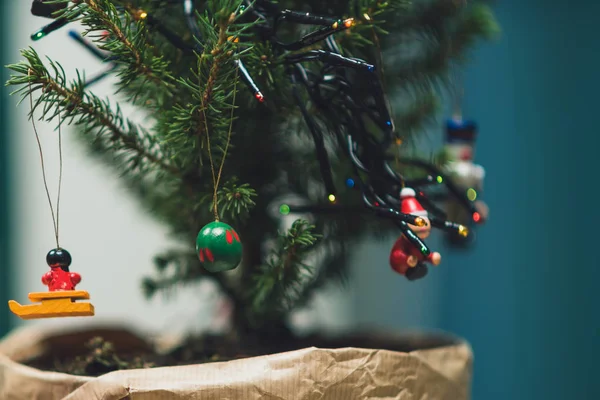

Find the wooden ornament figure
[[444, 117, 489, 226], [389, 188, 442, 281], [8, 78, 94, 320], [41, 248, 81, 291]]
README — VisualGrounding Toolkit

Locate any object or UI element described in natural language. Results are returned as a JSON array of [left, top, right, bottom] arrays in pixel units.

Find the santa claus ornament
[[443, 117, 489, 231], [389, 188, 442, 281]]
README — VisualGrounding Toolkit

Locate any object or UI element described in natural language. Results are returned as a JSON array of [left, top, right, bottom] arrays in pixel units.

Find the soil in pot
[[22, 328, 460, 377]]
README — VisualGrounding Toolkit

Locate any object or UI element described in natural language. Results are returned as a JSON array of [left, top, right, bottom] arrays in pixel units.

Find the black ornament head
[[46, 248, 72, 271]]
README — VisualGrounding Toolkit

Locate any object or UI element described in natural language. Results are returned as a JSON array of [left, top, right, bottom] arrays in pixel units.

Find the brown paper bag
[[0, 325, 472, 400]]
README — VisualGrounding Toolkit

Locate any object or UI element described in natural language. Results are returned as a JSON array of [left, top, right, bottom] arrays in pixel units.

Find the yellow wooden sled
[[8, 290, 95, 320]]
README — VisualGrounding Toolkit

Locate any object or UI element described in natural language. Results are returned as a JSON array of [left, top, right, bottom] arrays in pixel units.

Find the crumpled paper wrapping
[[0, 325, 472, 400]]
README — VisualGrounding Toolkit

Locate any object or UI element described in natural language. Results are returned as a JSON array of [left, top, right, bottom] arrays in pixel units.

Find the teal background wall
[[439, 1, 600, 399], [0, 0, 11, 337]]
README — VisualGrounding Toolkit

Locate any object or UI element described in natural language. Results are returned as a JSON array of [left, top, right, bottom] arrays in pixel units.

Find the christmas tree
[[7, 0, 498, 341]]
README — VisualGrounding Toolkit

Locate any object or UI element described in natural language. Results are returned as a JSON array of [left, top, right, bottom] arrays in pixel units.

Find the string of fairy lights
[[27, 0, 484, 267]]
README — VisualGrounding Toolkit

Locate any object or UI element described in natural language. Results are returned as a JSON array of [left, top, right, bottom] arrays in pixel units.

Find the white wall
[[7, 5, 353, 337]]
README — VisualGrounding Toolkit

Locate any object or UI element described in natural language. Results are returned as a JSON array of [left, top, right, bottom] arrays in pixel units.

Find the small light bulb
[[139, 11, 148, 19], [344, 18, 355, 28], [332, 21, 339, 29], [436, 175, 443, 184], [473, 212, 481, 223], [467, 188, 477, 201], [458, 225, 469, 237], [328, 194, 336, 203], [32, 31, 45, 41], [414, 217, 426, 227], [363, 13, 372, 21], [279, 204, 290, 215]]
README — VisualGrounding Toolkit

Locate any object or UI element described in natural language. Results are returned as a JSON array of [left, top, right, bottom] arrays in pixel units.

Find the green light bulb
[[279, 204, 290, 215], [31, 31, 45, 41]]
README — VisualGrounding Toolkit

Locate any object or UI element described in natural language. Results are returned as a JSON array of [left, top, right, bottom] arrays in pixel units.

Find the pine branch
[[200, 178, 258, 223], [388, 0, 462, 34], [141, 250, 205, 293], [248, 219, 321, 319], [58, 0, 175, 106], [160, 1, 258, 175], [449, 3, 500, 62], [6, 48, 179, 176], [394, 90, 440, 138], [386, 3, 499, 89], [393, 148, 451, 179], [195, 15, 231, 152]]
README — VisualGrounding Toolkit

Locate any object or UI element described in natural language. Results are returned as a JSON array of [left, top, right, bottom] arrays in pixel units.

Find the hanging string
[[28, 69, 63, 248], [202, 65, 240, 221], [57, 112, 63, 245]]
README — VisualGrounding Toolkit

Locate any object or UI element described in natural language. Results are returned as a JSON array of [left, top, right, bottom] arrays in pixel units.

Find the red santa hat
[[400, 187, 428, 217]]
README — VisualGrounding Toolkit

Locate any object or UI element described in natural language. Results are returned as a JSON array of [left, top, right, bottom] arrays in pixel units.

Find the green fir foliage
[[6, 0, 498, 332]]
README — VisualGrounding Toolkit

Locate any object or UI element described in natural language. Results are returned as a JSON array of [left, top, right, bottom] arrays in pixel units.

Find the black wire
[[346, 152, 431, 256], [31, 17, 69, 40], [396, 157, 479, 218], [291, 65, 337, 198], [68, 30, 115, 61]]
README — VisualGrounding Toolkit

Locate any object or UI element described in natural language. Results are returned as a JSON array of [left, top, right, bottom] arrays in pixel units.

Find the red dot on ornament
[[198, 249, 205, 262], [232, 230, 240, 242], [205, 248, 215, 262], [226, 230, 233, 244], [473, 212, 481, 223]]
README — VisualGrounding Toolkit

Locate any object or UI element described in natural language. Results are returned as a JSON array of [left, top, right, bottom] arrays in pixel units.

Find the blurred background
[[1, 1, 599, 399]]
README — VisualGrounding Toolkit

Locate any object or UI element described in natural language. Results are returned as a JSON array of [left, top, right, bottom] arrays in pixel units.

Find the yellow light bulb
[[328, 194, 336, 203], [139, 11, 148, 19], [458, 225, 469, 237], [363, 13, 372, 21], [467, 188, 477, 201], [414, 217, 426, 227]]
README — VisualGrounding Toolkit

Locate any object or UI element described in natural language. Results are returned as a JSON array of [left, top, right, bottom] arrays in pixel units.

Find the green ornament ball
[[196, 221, 243, 272]]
